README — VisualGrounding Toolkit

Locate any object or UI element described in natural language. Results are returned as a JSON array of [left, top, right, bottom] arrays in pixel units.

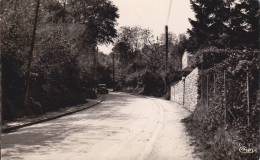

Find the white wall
[[171, 67, 199, 112], [171, 80, 184, 105], [182, 51, 194, 70]]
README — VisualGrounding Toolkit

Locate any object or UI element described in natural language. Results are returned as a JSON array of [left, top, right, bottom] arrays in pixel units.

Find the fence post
[[247, 72, 250, 127], [201, 61, 204, 107], [183, 78, 185, 106], [207, 74, 209, 108], [213, 73, 216, 96], [201, 75, 204, 106], [224, 70, 227, 126], [174, 86, 175, 101]]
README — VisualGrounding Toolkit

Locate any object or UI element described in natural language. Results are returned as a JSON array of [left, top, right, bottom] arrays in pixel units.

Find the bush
[[32, 27, 85, 111], [142, 71, 166, 97], [185, 49, 260, 160], [2, 52, 26, 120]]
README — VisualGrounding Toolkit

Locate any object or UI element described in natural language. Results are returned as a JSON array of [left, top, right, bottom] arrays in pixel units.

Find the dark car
[[97, 84, 109, 94]]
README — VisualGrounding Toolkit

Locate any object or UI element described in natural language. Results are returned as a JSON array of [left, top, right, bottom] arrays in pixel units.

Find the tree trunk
[[24, 0, 40, 114]]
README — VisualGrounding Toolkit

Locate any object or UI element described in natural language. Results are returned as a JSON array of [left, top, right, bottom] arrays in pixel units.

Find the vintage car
[[97, 84, 109, 94]]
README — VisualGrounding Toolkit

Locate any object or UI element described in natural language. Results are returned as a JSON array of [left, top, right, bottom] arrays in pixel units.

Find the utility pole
[[94, 46, 98, 84], [112, 53, 115, 91], [165, 25, 170, 99], [165, 25, 169, 73], [62, 0, 66, 22], [24, 0, 40, 114], [258, 52, 260, 89]]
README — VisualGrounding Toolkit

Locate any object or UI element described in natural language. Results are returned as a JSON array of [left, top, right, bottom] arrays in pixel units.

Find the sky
[[99, 0, 195, 54]]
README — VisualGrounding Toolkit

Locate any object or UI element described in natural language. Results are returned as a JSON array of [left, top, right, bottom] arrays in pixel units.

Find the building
[[171, 51, 199, 111]]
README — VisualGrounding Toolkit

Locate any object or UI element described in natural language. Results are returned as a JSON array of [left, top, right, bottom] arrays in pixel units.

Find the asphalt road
[[1, 92, 199, 160]]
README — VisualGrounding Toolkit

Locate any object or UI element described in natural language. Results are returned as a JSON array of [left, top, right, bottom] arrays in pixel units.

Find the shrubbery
[[112, 26, 186, 97], [142, 71, 166, 97], [184, 49, 260, 160], [1, 0, 118, 122]]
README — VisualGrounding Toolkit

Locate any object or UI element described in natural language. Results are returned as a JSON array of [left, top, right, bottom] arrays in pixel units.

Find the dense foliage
[[1, 0, 118, 121], [184, 1, 259, 159], [112, 26, 187, 96], [185, 49, 260, 160], [187, 0, 259, 52]]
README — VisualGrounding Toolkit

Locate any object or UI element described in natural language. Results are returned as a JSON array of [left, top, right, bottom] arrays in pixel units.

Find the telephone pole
[[165, 25, 169, 73], [24, 0, 40, 114], [94, 46, 98, 84], [165, 25, 170, 99], [112, 53, 115, 91]]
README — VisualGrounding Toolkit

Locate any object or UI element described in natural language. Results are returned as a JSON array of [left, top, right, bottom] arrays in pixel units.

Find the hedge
[[189, 48, 260, 160]]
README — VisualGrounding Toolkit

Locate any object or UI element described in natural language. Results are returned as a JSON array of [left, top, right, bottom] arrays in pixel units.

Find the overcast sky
[[99, 0, 195, 54]]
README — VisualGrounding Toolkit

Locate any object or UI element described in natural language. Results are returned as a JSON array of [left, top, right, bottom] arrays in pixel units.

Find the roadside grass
[[182, 114, 259, 160]]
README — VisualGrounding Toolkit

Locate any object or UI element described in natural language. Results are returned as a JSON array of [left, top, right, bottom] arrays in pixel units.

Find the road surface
[[2, 92, 199, 160]]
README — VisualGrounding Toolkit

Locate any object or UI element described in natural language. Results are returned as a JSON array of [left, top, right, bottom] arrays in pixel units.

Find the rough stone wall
[[171, 67, 199, 112], [171, 80, 184, 105], [184, 68, 199, 111]]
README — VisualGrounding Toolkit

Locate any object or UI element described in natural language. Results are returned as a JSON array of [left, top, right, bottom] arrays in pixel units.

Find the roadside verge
[[2, 95, 105, 133]]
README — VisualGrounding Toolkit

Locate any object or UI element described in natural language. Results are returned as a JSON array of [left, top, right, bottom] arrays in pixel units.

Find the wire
[[166, 0, 173, 25]]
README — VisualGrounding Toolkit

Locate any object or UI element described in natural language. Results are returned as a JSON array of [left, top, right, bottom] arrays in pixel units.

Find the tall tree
[[113, 26, 154, 65], [67, 0, 119, 46], [187, 0, 227, 52], [228, 0, 259, 48], [187, 0, 259, 52], [24, 0, 41, 114]]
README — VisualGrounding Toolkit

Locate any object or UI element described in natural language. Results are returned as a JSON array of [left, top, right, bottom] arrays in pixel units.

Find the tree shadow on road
[[1, 92, 141, 159]]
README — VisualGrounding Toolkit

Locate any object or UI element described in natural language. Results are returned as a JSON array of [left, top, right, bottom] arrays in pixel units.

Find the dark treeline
[[187, 0, 259, 51], [108, 0, 259, 97], [111, 26, 187, 97], [1, 0, 118, 121]]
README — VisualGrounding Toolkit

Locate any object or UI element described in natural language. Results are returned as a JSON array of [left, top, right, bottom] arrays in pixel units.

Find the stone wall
[[171, 79, 184, 105], [184, 68, 199, 111], [171, 67, 199, 112]]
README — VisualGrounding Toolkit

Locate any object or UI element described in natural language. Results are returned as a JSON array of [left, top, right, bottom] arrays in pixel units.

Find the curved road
[[2, 92, 199, 160]]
